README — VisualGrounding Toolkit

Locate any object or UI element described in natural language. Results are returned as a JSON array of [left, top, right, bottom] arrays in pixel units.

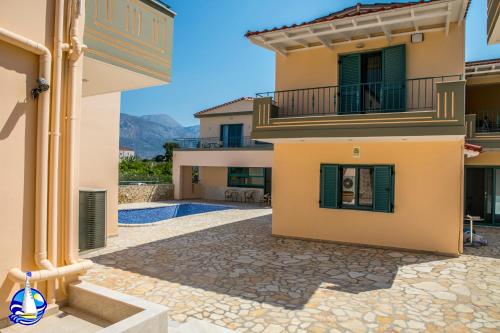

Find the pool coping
[[118, 201, 238, 227]]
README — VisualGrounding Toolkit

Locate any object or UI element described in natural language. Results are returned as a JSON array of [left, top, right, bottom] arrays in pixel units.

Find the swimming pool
[[118, 203, 233, 225]]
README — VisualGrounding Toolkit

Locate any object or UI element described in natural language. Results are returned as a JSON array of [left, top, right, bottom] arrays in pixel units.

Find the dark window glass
[[228, 167, 264, 188]]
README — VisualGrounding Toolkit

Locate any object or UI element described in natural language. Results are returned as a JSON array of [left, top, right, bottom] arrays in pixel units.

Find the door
[[361, 52, 382, 112], [381, 44, 406, 112], [496, 169, 500, 224], [264, 168, 272, 195], [220, 124, 243, 147], [465, 167, 495, 224], [339, 53, 361, 114]]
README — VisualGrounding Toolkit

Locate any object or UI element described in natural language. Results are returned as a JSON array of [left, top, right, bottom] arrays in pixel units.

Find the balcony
[[466, 112, 500, 148], [252, 76, 466, 140], [83, 0, 175, 96], [173, 136, 273, 150]]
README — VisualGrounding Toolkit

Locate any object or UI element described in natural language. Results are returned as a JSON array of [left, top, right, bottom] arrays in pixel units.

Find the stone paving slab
[[82, 205, 500, 332]]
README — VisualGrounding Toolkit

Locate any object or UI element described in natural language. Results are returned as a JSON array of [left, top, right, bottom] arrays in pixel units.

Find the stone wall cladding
[[119, 184, 174, 204]]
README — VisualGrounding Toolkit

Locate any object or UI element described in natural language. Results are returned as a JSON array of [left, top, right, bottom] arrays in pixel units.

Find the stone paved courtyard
[[82, 203, 500, 332]]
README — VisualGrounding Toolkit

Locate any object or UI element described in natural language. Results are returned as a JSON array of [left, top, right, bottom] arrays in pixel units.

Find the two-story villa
[[172, 97, 273, 201], [244, 0, 493, 256]]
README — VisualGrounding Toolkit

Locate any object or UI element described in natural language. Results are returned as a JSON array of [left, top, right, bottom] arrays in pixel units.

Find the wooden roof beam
[[262, 9, 449, 44], [445, 2, 452, 35], [377, 15, 392, 41], [268, 43, 288, 57], [317, 35, 334, 51]]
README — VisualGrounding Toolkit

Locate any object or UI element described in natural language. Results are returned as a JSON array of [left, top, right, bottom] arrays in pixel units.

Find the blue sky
[[121, 0, 500, 126]]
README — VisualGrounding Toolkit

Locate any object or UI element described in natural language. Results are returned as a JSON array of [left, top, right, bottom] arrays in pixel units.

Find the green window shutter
[[320, 164, 339, 208], [339, 54, 361, 114], [373, 166, 394, 212], [381, 45, 406, 112]]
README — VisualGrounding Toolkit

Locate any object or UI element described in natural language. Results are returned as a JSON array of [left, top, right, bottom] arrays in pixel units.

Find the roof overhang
[[465, 58, 500, 78], [247, 0, 469, 56]]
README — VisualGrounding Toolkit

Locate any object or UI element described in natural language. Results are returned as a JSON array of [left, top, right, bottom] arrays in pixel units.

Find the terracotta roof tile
[[465, 143, 482, 153], [194, 97, 254, 117], [466, 58, 500, 67]]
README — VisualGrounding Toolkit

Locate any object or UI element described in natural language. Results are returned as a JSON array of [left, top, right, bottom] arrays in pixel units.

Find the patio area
[[81, 203, 500, 332]]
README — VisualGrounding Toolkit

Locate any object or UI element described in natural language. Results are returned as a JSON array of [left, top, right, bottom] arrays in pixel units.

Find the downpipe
[[5, 0, 92, 285], [65, 0, 87, 265]]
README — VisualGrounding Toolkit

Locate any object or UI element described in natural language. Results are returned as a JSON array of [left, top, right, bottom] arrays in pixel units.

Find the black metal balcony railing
[[174, 136, 272, 149], [256, 75, 462, 118], [475, 111, 500, 133]]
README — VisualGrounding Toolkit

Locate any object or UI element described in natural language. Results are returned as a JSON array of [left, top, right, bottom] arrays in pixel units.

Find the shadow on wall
[[89, 216, 448, 310], [0, 42, 41, 318]]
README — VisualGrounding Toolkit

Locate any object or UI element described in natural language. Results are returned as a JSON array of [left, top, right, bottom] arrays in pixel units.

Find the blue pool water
[[118, 203, 233, 225]]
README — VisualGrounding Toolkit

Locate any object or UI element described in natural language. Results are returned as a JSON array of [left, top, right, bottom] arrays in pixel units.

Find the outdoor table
[[465, 215, 484, 245]]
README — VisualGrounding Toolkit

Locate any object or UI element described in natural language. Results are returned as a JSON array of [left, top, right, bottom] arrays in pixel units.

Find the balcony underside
[[83, 56, 166, 96]]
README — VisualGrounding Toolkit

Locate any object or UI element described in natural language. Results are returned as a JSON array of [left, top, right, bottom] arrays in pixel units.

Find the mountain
[[120, 113, 199, 159]]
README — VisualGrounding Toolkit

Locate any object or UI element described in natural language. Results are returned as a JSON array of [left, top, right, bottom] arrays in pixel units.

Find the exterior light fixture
[[31, 78, 50, 99], [355, 42, 365, 49], [411, 33, 424, 43]]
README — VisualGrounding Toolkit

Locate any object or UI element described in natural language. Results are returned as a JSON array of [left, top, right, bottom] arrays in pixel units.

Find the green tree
[[163, 141, 179, 162], [153, 154, 165, 162]]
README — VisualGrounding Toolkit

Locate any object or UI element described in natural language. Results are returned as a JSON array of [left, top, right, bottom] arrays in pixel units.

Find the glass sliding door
[[496, 169, 500, 224], [465, 167, 498, 226], [220, 124, 243, 147], [485, 169, 494, 223]]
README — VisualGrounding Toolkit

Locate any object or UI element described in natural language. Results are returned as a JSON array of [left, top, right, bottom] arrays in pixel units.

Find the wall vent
[[79, 188, 106, 251]]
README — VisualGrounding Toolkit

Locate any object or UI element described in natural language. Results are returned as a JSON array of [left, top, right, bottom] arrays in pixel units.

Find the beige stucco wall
[[465, 151, 500, 166], [276, 23, 465, 91], [272, 140, 464, 255], [80, 92, 121, 237], [0, 0, 56, 319], [199, 167, 228, 200], [181, 166, 201, 199], [172, 149, 273, 199], [199, 114, 253, 138], [0, 40, 41, 319]]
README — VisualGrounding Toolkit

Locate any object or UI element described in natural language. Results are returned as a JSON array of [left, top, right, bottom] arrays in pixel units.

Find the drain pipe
[[6, 1, 92, 284], [47, 0, 70, 303], [65, 0, 87, 265]]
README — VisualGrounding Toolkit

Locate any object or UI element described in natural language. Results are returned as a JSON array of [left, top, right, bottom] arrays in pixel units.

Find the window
[[228, 167, 265, 188], [320, 164, 394, 212]]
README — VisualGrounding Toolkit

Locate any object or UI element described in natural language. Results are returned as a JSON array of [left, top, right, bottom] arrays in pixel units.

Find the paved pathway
[[82, 203, 500, 332]]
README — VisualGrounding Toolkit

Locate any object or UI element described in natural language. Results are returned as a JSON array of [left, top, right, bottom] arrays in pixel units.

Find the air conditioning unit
[[342, 169, 356, 205], [79, 188, 106, 251]]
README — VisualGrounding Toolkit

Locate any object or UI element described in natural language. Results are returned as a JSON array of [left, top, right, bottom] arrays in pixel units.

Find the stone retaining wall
[[119, 184, 174, 204]]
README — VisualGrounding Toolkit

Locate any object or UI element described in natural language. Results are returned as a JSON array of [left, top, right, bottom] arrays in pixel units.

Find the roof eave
[[246, 0, 468, 55]]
